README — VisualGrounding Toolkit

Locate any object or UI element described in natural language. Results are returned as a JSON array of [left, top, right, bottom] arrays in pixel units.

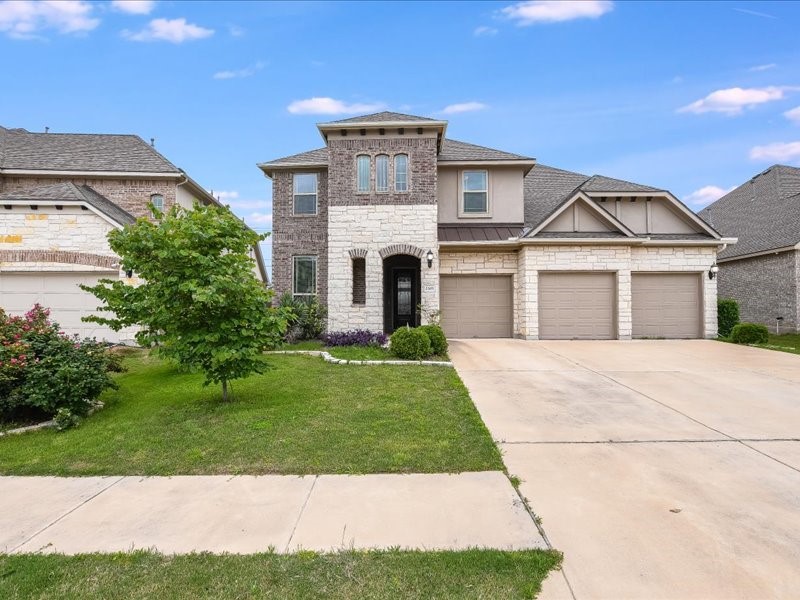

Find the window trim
[[459, 169, 490, 217], [292, 173, 318, 216], [292, 255, 317, 297], [150, 193, 164, 212], [394, 154, 409, 193], [375, 154, 390, 193], [356, 155, 371, 193]]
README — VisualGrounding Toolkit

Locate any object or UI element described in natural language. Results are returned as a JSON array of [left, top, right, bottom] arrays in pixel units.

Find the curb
[[268, 350, 453, 367]]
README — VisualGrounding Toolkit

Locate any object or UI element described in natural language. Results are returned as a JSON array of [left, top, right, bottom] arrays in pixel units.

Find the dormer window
[[462, 170, 489, 214], [293, 173, 318, 215], [150, 194, 164, 212], [376, 155, 389, 192], [357, 155, 370, 192], [394, 154, 408, 192]]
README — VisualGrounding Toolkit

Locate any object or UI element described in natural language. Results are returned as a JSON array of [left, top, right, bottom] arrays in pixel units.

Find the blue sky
[[2, 0, 799, 275]]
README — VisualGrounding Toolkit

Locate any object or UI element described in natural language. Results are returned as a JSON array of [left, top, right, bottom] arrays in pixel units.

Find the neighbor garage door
[[632, 273, 701, 338], [538, 272, 616, 340], [440, 275, 513, 338], [0, 272, 122, 342]]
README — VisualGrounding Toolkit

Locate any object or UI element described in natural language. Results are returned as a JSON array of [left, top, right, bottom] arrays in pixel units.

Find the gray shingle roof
[[258, 147, 328, 168], [524, 163, 590, 228], [580, 174, 661, 193], [322, 111, 440, 124], [0, 182, 136, 225], [0, 125, 179, 173], [438, 139, 533, 162], [699, 164, 800, 259]]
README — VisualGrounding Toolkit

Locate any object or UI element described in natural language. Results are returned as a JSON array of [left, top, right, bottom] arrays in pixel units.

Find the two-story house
[[259, 112, 734, 340], [0, 126, 267, 342]]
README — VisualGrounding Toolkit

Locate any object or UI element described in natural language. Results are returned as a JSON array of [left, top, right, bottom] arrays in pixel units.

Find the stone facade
[[328, 204, 438, 331], [718, 250, 800, 333], [269, 170, 329, 305], [0, 175, 178, 219]]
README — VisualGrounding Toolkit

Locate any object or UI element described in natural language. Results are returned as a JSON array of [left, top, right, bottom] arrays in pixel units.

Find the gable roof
[[0, 182, 136, 225], [0, 126, 179, 174], [700, 164, 800, 260], [438, 139, 533, 163], [258, 147, 329, 171], [321, 111, 440, 125]]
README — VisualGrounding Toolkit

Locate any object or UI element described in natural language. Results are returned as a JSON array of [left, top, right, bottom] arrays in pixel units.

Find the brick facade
[[0, 175, 178, 219], [270, 170, 329, 305], [718, 250, 800, 333]]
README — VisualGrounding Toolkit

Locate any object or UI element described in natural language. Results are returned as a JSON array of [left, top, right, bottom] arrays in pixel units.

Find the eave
[[0, 168, 181, 179]]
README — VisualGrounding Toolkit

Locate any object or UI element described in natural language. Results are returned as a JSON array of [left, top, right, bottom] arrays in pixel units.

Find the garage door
[[632, 273, 701, 339], [0, 272, 123, 342], [539, 272, 616, 339], [440, 275, 513, 338]]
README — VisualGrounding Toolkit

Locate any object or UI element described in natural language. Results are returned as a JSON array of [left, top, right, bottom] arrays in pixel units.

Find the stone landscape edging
[[268, 350, 453, 367]]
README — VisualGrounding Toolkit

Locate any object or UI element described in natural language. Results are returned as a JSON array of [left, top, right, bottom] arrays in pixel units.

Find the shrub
[[0, 304, 117, 423], [718, 298, 740, 338], [730, 322, 769, 345], [322, 330, 388, 347], [279, 293, 327, 342], [390, 326, 432, 360], [419, 324, 447, 356]]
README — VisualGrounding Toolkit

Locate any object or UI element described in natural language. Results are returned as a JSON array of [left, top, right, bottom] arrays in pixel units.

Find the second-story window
[[293, 173, 317, 215], [394, 154, 408, 192], [462, 170, 489, 214], [376, 155, 389, 192], [357, 155, 370, 192], [150, 193, 164, 212]]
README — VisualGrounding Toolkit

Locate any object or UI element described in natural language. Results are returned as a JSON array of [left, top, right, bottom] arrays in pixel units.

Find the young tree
[[83, 204, 287, 401]]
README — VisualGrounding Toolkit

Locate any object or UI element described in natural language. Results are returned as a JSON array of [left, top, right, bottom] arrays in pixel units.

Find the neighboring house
[[0, 126, 268, 342], [259, 112, 733, 340], [700, 164, 800, 333]]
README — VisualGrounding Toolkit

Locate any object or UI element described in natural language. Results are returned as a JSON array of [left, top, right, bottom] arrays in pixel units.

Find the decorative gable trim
[[525, 191, 636, 238]]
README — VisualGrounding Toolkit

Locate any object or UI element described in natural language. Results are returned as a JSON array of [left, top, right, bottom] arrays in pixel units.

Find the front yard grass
[[280, 341, 448, 362], [0, 352, 501, 476], [719, 333, 800, 356], [0, 549, 562, 600]]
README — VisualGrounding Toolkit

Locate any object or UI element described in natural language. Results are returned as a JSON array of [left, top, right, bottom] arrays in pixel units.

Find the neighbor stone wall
[[439, 250, 521, 336], [0, 175, 178, 219], [0, 205, 117, 255], [328, 204, 439, 331], [269, 170, 328, 306], [718, 250, 799, 333]]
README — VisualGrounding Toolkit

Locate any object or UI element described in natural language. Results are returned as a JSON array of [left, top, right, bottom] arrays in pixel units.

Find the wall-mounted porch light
[[708, 264, 719, 280], [426, 249, 434, 268]]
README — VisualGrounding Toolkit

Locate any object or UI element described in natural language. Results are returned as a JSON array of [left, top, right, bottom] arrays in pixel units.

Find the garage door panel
[[440, 275, 512, 338], [539, 272, 615, 340], [632, 273, 701, 339]]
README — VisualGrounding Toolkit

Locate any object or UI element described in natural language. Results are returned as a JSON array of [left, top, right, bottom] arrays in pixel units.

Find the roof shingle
[[321, 111, 440, 124], [0, 182, 136, 225], [438, 139, 533, 162]]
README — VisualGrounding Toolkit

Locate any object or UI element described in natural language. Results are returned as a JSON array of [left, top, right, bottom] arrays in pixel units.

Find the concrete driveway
[[450, 339, 800, 600]]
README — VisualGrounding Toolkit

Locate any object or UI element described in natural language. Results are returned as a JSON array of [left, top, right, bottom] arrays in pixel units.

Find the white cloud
[[286, 97, 386, 115], [733, 7, 776, 19], [750, 141, 800, 163], [501, 0, 613, 25], [749, 63, 776, 72], [123, 17, 213, 43], [678, 86, 789, 115], [111, 1, 155, 15], [244, 212, 272, 226], [210, 190, 239, 201], [784, 106, 800, 124], [684, 185, 735, 208], [0, 0, 99, 39], [473, 25, 498, 36], [213, 61, 265, 80], [440, 102, 488, 115], [227, 24, 244, 37]]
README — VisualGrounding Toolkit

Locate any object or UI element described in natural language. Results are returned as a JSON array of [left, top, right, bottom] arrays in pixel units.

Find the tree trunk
[[222, 379, 228, 402]]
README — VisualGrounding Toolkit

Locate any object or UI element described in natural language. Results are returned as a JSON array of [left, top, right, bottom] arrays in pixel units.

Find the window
[[357, 155, 370, 192], [376, 155, 389, 192], [150, 194, 164, 212], [293, 256, 317, 296], [293, 173, 317, 215], [352, 257, 366, 304], [394, 154, 408, 192], [462, 170, 488, 214]]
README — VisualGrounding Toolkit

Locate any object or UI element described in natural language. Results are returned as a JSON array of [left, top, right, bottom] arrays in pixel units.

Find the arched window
[[375, 154, 389, 192], [357, 155, 370, 192], [150, 193, 164, 212], [394, 154, 408, 192]]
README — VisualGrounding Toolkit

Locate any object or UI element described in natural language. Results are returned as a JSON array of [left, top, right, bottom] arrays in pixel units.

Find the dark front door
[[393, 269, 416, 330]]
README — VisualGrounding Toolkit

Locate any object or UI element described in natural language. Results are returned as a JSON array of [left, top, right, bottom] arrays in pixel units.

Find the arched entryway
[[382, 254, 421, 333]]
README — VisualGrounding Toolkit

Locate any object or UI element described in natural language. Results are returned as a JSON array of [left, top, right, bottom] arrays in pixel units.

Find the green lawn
[[0, 352, 501, 476], [764, 333, 800, 355], [0, 549, 562, 600]]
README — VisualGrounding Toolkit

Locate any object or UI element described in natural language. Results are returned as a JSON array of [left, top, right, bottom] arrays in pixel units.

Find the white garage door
[[539, 272, 616, 340], [632, 273, 702, 339], [0, 272, 123, 342], [440, 275, 513, 338]]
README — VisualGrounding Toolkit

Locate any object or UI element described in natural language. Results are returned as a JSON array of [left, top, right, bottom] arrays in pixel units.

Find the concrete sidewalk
[[1, 471, 546, 554]]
